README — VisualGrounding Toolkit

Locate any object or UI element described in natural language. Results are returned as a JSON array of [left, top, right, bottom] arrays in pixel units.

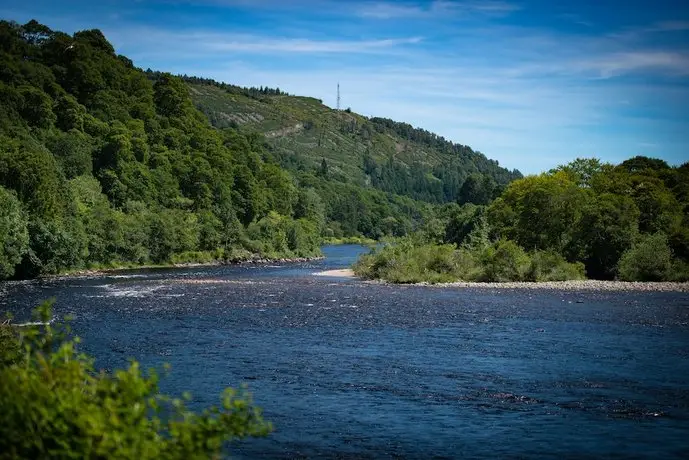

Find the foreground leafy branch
[[0, 300, 271, 459]]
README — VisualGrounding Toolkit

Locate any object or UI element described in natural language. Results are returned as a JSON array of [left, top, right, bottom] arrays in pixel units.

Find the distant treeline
[[146, 70, 288, 99]]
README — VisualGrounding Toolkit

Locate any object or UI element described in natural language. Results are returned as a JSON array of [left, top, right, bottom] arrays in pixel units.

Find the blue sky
[[2, 0, 688, 173]]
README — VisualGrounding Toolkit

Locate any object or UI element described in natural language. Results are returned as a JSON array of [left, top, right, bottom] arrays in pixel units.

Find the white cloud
[[206, 36, 424, 53], [647, 20, 689, 32], [358, 0, 519, 19], [358, 2, 423, 19], [578, 51, 689, 78]]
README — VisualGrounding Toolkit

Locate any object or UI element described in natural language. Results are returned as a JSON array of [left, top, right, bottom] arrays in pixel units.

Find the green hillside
[[182, 78, 522, 203]]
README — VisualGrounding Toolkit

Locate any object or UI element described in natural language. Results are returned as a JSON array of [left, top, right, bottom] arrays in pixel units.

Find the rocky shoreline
[[318, 271, 689, 292], [426, 279, 689, 292]]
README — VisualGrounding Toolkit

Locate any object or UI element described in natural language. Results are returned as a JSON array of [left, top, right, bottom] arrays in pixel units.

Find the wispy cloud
[[644, 20, 689, 32], [358, 0, 519, 19], [206, 36, 424, 53], [357, 2, 423, 19], [576, 51, 689, 78], [504, 49, 689, 79], [104, 27, 424, 59]]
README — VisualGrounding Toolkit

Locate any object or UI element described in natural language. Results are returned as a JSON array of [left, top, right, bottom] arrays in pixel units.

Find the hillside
[[182, 78, 521, 204]]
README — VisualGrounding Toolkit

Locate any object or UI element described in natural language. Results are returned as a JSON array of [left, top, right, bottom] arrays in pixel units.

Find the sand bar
[[313, 269, 356, 278]]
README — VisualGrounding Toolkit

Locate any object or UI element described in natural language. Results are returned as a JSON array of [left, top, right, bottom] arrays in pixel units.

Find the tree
[[572, 193, 640, 279], [294, 188, 325, 226], [551, 157, 607, 188], [0, 136, 67, 220], [153, 73, 191, 118], [487, 172, 589, 253], [260, 164, 297, 217], [478, 239, 531, 282], [54, 93, 86, 131], [318, 158, 328, 177], [617, 156, 670, 174], [0, 186, 29, 279], [0, 301, 271, 458], [18, 85, 56, 128], [458, 174, 496, 205], [444, 204, 489, 248], [617, 233, 672, 281], [47, 130, 93, 179], [18, 218, 83, 277]]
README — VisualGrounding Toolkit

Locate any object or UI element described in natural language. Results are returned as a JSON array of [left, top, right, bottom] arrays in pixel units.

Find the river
[[1, 245, 688, 459]]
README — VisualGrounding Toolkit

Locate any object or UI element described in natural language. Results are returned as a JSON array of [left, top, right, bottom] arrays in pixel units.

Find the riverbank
[[42, 255, 324, 281], [388, 279, 689, 292]]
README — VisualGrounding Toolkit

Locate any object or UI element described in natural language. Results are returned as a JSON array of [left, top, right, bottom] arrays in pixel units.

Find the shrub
[[668, 261, 689, 282], [354, 238, 589, 283], [617, 233, 672, 281], [0, 319, 21, 367], [353, 241, 460, 283], [527, 250, 586, 281], [478, 239, 531, 282], [452, 247, 482, 281], [0, 301, 271, 458]]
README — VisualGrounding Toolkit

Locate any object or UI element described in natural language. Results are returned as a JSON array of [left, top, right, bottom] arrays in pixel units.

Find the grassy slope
[[189, 84, 486, 189]]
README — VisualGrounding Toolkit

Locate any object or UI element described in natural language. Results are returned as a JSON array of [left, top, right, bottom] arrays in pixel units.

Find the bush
[[478, 239, 531, 282], [0, 319, 21, 367], [354, 238, 589, 283], [0, 301, 271, 458], [527, 250, 586, 282], [617, 233, 672, 281], [668, 261, 689, 282], [353, 241, 460, 283], [452, 247, 483, 281]]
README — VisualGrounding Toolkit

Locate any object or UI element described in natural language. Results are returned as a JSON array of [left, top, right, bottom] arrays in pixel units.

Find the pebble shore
[[432, 280, 689, 292]]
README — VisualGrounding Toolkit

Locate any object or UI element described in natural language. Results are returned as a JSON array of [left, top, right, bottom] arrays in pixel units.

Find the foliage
[[354, 240, 461, 284], [487, 172, 589, 253], [0, 301, 271, 458], [477, 239, 531, 282], [526, 251, 586, 282], [617, 233, 673, 281], [572, 193, 639, 279], [444, 204, 487, 247], [356, 154, 688, 283], [458, 173, 497, 205], [0, 319, 21, 367], [354, 238, 585, 284], [0, 186, 29, 279]]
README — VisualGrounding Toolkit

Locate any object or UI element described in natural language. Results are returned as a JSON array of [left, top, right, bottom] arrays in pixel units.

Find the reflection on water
[[1, 245, 689, 459]]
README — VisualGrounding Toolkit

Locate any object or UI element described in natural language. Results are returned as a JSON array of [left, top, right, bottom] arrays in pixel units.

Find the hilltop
[[177, 76, 521, 204]]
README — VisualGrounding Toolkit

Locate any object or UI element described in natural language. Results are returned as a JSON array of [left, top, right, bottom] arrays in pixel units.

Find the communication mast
[[337, 82, 341, 111]]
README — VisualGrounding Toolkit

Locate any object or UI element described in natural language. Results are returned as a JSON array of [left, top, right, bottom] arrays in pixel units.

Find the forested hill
[[0, 19, 522, 280], [170, 75, 522, 204]]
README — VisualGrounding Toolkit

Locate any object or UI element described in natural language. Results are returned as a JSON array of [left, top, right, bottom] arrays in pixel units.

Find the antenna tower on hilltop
[[337, 82, 341, 111]]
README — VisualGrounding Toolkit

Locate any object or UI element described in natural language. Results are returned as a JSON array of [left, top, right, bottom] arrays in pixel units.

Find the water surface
[[2, 245, 688, 459]]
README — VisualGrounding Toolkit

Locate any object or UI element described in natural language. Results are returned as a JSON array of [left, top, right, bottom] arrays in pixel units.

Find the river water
[[1, 245, 688, 459]]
